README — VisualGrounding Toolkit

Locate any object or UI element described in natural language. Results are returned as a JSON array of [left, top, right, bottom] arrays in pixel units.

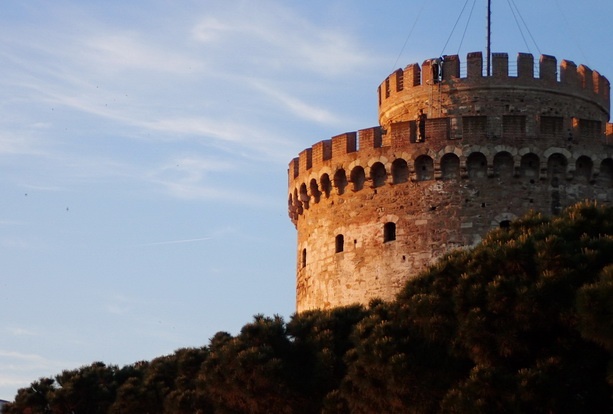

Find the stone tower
[[288, 51, 613, 312]]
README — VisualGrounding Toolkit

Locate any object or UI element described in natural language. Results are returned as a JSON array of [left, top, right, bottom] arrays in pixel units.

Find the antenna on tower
[[486, 0, 491, 76]]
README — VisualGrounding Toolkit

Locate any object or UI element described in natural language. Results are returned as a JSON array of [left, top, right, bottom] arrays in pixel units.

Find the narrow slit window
[[301, 248, 307, 268], [335, 234, 344, 253], [384, 222, 396, 242]]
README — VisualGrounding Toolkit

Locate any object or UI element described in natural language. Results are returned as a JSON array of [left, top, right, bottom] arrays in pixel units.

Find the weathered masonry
[[288, 52, 613, 312]]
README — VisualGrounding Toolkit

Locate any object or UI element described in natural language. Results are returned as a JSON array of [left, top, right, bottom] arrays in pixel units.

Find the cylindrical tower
[[288, 52, 613, 312]]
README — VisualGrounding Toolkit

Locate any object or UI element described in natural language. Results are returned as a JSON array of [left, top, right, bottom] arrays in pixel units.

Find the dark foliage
[[4, 202, 613, 413]]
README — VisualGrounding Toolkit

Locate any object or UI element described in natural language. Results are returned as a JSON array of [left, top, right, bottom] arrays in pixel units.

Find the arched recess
[[333, 169, 348, 195], [350, 166, 366, 191], [493, 151, 514, 178], [547, 153, 568, 181], [493, 212, 517, 227], [299, 183, 309, 209], [598, 158, 613, 186], [440, 153, 460, 180], [467, 152, 487, 178], [293, 188, 303, 215], [415, 155, 434, 181], [392, 158, 409, 184], [575, 156, 593, 181], [309, 178, 321, 203], [520, 153, 540, 180], [371, 162, 387, 187], [320, 173, 332, 198]]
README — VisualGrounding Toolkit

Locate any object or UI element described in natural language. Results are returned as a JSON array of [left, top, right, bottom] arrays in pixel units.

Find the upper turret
[[378, 52, 610, 130]]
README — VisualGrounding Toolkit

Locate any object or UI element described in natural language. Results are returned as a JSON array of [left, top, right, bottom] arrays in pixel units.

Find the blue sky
[[1, 0, 612, 400]]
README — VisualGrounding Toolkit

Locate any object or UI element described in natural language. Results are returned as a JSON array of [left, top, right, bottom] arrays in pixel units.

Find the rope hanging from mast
[[487, 0, 491, 76], [440, 0, 473, 58]]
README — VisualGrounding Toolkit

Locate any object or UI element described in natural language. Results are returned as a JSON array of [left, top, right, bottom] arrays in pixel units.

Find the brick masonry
[[288, 52, 613, 312]]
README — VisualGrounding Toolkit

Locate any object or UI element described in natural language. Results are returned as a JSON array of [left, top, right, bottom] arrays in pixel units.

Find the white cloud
[[105, 294, 135, 316], [0, 349, 75, 398], [251, 82, 342, 125], [81, 32, 204, 75], [0, 349, 72, 374], [4, 328, 37, 337], [0, 238, 31, 249], [191, 17, 232, 43], [190, 3, 371, 76], [145, 155, 240, 201], [0, 133, 48, 156]]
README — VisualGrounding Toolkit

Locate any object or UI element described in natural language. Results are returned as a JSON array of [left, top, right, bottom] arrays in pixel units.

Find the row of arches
[[289, 151, 613, 212]]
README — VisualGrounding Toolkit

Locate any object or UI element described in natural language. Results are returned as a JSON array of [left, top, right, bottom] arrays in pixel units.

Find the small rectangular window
[[384, 222, 396, 242], [335, 235, 344, 253]]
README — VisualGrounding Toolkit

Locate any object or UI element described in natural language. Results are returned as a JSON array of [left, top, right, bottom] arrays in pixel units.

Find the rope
[[457, 0, 478, 55], [440, 0, 472, 57], [391, 0, 428, 71], [553, 0, 590, 65], [506, 0, 542, 55]]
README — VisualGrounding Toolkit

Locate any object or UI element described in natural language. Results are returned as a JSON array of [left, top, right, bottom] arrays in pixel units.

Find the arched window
[[350, 166, 365, 191], [599, 159, 613, 186], [493, 151, 514, 178], [371, 162, 387, 187], [301, 248, 307, 268], [333, 169, 348, 195], [499, 220, 511, 229], [415, 155, 434, 181], [309, 178, 321, 203], [440, 153, 460, 180], [335, 234, 344, 253], [392, 158, 409, 184], [320, 174, 332, 198], [299, 183, 309, 209], [520, 153, 539, 179], [293, 188, 302, 213], [547, 153, 567, 180], [384, 222, 396, 242], [467, 152, 487, 178], [575, 156, 593, 181]]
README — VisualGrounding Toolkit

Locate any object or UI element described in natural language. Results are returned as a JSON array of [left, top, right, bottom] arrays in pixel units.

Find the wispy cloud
[[0, 348, 74, 393], [4, 328, 37, 337], [81, 33, 204, 75], [190, 4, 371, 76], [105, 294, 135, 316], [132, 225, 237, 248], [251, 82, 342, 125], [0, 0, 375, 209], [135, 237, 214, 247]]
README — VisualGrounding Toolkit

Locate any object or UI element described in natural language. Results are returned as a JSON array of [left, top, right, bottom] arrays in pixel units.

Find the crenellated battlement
[[378, 52, 610, 128], [288, 122, 613, 196]]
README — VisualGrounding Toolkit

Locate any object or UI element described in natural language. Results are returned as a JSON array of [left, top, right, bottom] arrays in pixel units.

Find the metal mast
[[487, 0, 492, 76]]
